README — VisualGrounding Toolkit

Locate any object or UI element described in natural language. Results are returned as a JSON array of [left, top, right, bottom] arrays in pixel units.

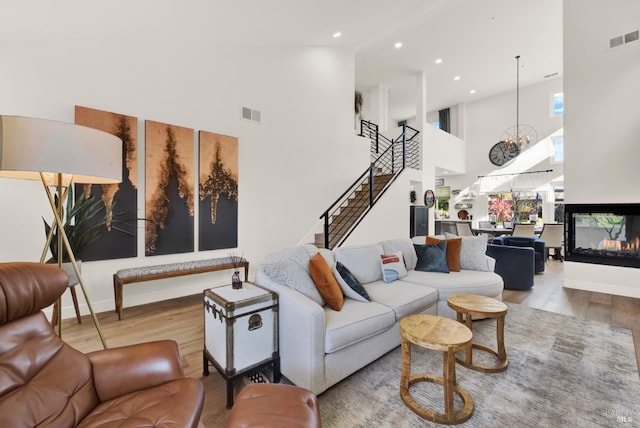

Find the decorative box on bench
[[202, 282, 280, 408]]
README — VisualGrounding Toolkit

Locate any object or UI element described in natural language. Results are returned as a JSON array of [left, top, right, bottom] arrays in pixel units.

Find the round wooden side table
[[400, 314, 474, 424], [447, 294, 508, 373]]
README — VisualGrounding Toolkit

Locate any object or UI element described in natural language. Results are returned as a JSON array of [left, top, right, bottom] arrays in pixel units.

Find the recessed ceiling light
[[394, 42, 403, 49], [470, 89, 477, 94], [435, 58, 443, 64], [453, 76, 461, 81], [333, 32, 342, 38]]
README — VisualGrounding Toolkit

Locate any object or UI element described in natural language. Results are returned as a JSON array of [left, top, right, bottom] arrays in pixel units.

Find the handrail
[[318, 121, 421, 249]]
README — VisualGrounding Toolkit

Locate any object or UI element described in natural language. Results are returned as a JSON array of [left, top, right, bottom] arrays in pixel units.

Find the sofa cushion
[[324, 300, 395, 353], [380, 238, 418, 270], [364, 280, 438, 320], [334, 244, 384, 284], [334, 263, 370, 302], [261, 259, 325, 306], [414, 242, 449, 273], [309, 253, 344, 311], [426, 236, 462, 272], [379, 251, 408, 283], [401, 270, 503, 301]]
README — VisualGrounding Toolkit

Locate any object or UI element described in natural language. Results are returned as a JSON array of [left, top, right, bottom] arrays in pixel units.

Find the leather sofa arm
[[87, 340, 185, 402]]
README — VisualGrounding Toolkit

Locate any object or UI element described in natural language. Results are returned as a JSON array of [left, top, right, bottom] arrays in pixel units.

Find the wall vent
[[241, 106, 261, 123], [625, 30, 639, 44], [609, 35, 624, 49]]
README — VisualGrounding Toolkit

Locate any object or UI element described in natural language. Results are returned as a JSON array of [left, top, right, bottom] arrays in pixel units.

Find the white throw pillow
[[381, 238, 418, 271], [261, 259, 326, 306], [446, 233, 490, 271], [379, 251, 408, 283]]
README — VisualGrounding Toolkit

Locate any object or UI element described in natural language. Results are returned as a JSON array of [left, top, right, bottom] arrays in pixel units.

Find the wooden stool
[[400, 314, 474, 424], [447, 294, 508, 373]]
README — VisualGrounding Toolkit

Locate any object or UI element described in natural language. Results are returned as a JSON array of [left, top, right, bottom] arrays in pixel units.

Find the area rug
[[318, 303, 640, 427]]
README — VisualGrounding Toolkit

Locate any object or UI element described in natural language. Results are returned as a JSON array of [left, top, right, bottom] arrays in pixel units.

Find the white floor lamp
[[0, 115, 122, 349]]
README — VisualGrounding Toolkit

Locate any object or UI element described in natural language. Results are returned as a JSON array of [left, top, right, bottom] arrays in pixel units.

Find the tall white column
[[368, 85, 388, 132], [416, 71, 436, 233]]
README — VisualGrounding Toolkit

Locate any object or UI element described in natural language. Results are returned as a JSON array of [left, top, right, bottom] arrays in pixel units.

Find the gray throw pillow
[[414, 242, 450, 273], [261, 259, 326, 306], [445, 233, 490, 271]]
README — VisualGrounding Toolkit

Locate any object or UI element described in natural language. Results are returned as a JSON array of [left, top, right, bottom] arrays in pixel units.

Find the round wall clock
[[488, 141, 520, 166], [424, 189, 435, 208]]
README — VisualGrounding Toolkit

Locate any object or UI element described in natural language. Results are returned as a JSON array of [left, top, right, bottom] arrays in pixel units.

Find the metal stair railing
[[318, 121, 420, 249]]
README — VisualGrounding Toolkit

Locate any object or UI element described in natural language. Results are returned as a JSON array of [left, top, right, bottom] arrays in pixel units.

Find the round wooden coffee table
[[400, 314, 474, 424], [447, 294, 508, 373]]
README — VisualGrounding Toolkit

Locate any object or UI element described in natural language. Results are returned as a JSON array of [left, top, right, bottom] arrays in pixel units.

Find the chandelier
[[501, 55, 537, 149]]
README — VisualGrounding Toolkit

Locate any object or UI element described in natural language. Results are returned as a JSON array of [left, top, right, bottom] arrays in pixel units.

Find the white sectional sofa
[[254, 237, 503, 395]]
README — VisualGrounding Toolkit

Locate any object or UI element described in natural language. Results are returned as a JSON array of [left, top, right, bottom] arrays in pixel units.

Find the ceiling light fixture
[[394, 42, 402, 49], [435, 58, 443, 64], [453, 76, 461, 81], [333, 32, 342, 38], [501, 55, 537, 150], [470, 89, 477, 94]]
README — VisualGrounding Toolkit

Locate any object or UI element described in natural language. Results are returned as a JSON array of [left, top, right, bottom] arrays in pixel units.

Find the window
[[551, 92, 564, 117], [488, 192, 543, 224], [552, 137, 564, 163]]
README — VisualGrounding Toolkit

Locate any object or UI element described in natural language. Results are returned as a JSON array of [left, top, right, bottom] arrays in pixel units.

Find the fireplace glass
[[565, 203, 640, 268]]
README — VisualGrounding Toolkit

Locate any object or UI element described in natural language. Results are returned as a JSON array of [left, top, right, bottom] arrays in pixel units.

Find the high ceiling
[[2, 0, 562, 122]]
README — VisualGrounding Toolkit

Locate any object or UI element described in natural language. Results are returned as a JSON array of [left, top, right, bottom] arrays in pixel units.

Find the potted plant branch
[[43, 186, 137, 281]]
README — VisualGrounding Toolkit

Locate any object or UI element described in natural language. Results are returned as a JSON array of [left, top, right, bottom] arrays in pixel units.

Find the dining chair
[[539, 223, 564, 261], [456, 222, 475, 236], [503, 221, 512, 229], [511, 223, 536, 237], [478, 221, 493, 228]]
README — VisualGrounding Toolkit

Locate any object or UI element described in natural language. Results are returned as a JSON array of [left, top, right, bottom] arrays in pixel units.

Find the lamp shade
[[0, 115, 122, 184]]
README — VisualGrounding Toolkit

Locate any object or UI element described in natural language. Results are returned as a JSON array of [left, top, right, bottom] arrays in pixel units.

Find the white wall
[[0, 12, 374, 317], [562, 0, 640, 298]]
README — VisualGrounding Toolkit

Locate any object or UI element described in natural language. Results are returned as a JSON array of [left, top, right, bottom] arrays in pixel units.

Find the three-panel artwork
[[74, 106, 239, 260]]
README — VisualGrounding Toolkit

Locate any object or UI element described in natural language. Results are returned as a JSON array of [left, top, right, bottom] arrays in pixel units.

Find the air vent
[[241, 106, 261, 124], [610, 35, 624, 49], [625, 30, 639, 44], [609, 30, 638, 49]]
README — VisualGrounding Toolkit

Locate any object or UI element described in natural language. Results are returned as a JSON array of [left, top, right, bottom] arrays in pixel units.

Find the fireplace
[[564, 203, 640, 268]]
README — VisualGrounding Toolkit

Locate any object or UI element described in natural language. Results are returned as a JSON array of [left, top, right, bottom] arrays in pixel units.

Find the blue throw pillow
[[414, 242, 450, 273], [336, 262, 370, 301]]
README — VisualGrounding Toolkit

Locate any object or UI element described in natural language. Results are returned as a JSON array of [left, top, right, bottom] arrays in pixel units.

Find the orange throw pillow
[[309, 253, 344, 311], [426, 236, 462, 272]]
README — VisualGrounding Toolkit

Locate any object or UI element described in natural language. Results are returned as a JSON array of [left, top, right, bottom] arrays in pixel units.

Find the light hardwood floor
[[60, 261, 639, 426]]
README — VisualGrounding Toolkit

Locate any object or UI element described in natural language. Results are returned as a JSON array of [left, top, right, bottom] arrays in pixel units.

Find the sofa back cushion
[[380, 238, 417, 270], [334, 244, 384, 284]]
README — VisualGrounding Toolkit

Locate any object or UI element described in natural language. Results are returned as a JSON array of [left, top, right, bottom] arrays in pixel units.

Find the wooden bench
[[113, 257, 249, 320]]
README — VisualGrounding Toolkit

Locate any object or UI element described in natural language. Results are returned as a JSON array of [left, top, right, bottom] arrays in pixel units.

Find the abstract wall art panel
[[74, 106, 138, 261], [145, 120, 195, 256], [198, 130, 238, 251]]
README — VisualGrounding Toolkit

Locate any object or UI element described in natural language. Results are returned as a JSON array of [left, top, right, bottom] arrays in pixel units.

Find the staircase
[[317, 121, 420, 249]]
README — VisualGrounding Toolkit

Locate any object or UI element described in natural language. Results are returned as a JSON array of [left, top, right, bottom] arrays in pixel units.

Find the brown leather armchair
[[0, 262, 204, 427]]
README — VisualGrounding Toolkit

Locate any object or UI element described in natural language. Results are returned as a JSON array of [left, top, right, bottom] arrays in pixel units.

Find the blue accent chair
[[492, 236, 545, 273], [486, 243, 535, 290]]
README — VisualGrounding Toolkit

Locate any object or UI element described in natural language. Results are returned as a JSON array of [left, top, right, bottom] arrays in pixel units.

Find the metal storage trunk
[[203, 282, 279, 380]]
